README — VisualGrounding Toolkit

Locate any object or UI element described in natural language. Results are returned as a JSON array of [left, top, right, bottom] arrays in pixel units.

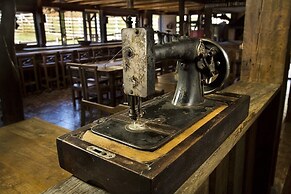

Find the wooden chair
[[92, 48, 109, 62], [80, 64, 110, 104], [67, 63, 83, 107], [16, 54, 39, 96], [81, 99, 128, 126], [75, 49, 92, 63], [108, 46, 122, 59], [39, 53, 60, 90], [59, 51, 74, 88]]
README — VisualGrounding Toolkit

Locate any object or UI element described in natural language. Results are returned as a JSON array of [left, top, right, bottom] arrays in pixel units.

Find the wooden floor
[[0, 82, 290, 193], [23, 88, 82, 130]]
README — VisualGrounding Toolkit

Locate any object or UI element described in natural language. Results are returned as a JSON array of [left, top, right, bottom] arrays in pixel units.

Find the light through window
[[43, 7, 62, 46], [152, 14, 160, 43], [106, 16, 137, 41], [106, 16, 127, 41], [15, 12, 37, 45], [64, 11, 84, 44]]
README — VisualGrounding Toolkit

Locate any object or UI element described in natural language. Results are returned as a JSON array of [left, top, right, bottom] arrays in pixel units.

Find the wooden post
[[59, 11, 67, 45], [179, 0, 185, 36], [99, 10, 107, 43], [241, 0, 291, 84], [204, 9, 212, 39], [241, 0, 291, 193], [34, 0, 46, 46], [0, 0, 24, 125], [82, 11, 88, 41]]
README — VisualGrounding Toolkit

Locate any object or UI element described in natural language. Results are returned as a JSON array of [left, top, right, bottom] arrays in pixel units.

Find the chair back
[[92, 48, 109, 62], [42, 53, 57, 66], [76, 49, 92, 63], [80, 64, 110, 102], [66, 63, 84, 107], [59, 51, 74, 64]]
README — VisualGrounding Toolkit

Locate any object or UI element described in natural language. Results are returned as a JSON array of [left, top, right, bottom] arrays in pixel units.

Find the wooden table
[[0, 118, 70, 194], [43, 80, 280, 193], [88, 60, 123, 106]]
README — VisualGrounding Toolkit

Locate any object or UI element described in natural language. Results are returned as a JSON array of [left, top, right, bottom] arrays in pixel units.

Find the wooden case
[[57, 92, 250, 194]]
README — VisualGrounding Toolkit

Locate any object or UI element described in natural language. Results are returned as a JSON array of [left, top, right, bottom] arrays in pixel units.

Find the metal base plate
[[91, 94, 226, 151]]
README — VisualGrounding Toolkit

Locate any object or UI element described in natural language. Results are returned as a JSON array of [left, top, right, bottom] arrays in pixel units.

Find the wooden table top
[[16, 42, 121, 57], [83, 59, 123, 72], [0, 117, 70, 194]]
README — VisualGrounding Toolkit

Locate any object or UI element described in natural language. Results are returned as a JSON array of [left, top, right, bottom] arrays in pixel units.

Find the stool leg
[[55, 63, 60, 89], [43, 66, 50, 90]]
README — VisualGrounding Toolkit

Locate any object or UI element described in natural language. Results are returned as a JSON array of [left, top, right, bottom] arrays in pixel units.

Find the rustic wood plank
[[0, 0, 24, 125], [0, 118, 70, 193], [209, 155, 229, 194], [242, 123, 257, 194], [241, 0, 291, 84], [43, 176, 108, 194], [227, 134, 245, 194]]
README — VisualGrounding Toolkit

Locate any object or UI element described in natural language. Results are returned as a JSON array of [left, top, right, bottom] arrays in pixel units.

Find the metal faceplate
[[122, 28, 155, 98]]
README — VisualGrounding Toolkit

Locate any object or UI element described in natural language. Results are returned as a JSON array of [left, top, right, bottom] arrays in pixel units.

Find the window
[[176, 15, 187, 35], [64, 11, 84, 44], [106, 16, 127, 41], [152, 14, 160, 43], [190, 14, 199, 31], [84, 12, 101, 42], [106, 16, 137, 41], [15, 12, 37, 45], [43, 7, 62, 46], [152, 14, 160, 31], [212, 13, 231, 24]]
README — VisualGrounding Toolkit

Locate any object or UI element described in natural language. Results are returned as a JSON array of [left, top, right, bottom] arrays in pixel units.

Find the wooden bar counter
[[0, 118, 70, 193], [43, 80, 281, 193]]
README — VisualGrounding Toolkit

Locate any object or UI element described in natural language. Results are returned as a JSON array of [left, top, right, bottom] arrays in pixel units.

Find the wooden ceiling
[[42, 0, 245, 14]]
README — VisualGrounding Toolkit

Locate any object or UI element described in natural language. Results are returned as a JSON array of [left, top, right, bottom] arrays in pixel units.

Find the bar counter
[[43, 80, 281, 193]]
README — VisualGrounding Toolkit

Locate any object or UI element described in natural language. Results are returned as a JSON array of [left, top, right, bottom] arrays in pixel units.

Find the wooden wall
[[241, 0, 291, 84]]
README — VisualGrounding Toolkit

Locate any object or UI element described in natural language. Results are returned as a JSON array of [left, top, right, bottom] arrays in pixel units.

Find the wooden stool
[[80, 64, 110, 104], [59, 51, 74, 88], [39, 53, 60, 90], [108, 46, 122, 59], [16, 54, 39, 96], [76, 49, 92, 63], [92, 48, 109, 62], [67, 63, 83, 108]]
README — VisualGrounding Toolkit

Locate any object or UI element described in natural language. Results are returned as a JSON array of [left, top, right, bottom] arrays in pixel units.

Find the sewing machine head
[[122, 27, 230, 121]]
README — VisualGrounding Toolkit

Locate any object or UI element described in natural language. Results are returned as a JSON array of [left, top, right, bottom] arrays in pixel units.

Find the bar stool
[[39, 53, 60, 90], [108, 46, 122, 59], [59, 51, 74, 88], [75, 49, 92, 63], [16, 54, 39, 96], [67, 63, 83, 107], [80, 64, 110, 104], [92, 48, 109, 62]]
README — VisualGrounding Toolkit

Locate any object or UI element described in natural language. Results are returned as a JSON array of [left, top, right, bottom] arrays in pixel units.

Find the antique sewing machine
[[57, 28, 249, 194]]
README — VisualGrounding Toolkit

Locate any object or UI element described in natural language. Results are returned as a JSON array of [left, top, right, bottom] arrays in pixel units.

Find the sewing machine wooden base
[[57, 92, 250, 194]]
